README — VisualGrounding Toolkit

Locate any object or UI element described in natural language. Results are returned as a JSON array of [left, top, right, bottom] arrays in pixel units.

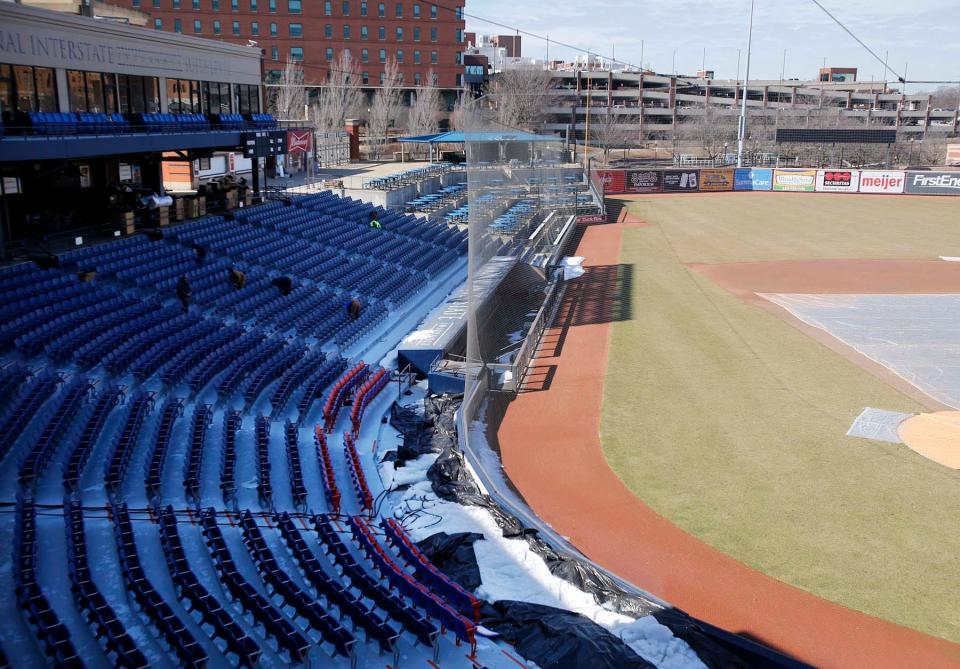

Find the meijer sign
[[858, 170, 905, 194]]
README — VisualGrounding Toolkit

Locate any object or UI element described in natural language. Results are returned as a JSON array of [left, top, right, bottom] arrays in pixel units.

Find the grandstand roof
[[398, 131, 557, 143]]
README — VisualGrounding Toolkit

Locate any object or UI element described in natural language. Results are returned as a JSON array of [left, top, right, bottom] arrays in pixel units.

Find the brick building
[[104, 0, 467, 90]]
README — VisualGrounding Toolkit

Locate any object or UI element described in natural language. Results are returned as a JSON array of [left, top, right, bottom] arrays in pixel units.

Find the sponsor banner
[[594, 170, 626, 194], [624, 170, 662, 193], [286, 130, 312, 154], [904, 171, 960, 195], [815, 169, 860, 193], [733, 168, 772, 191], [662, 169, 700, 192], [773, 168, 817, 192], [698, 168, 735, 192], [576, 213, 608, 223], [858, 170, 905, 194]]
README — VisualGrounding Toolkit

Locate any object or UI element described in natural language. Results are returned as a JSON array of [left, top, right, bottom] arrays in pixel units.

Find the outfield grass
[[600, 193, 960, 643]]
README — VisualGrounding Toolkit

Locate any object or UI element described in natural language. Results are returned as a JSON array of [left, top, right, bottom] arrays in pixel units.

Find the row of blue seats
[[238, 511, 355, 657], [0, 362, 31, 400], [145, 398, 184, 501], [335, 304, 387, 349], [16, 295, 132, 357], [13, 498, 84, 667], [184, 330, 265, 395], [156, 507, 263, 664], [269, 348, 327, 417], [20, 111, 275, 135], [221, 411, 242, 506], [284, 420, 307, 508], [1, 286, 115, 348], [254, 416, 273, 506], [295, 356, 348, 424], [128, 317, 224, 381], [183, 403, 212, 504], [158, 323, 243, 387], [198, 509, 311, 662], [216, 336, 285, 399], [63, 386, 123, 493], [101, 310, 197, 375], [240, 342, 305, 408], [111, 504, 209, 667], [104, 390, 155, 493], [64, 499, 150, 668], [45, 300, 158, 363], [0, 371, 61, 463], [18, 377, 94, 489]]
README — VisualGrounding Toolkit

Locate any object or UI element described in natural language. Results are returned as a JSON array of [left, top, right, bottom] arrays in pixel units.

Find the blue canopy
[[398, 130, 557, 144]]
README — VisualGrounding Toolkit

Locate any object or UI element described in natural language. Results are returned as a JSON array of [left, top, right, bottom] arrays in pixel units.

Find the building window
[[379, 71, 385, 85], [360, 25, 368, 39], [251, 21, 259, 35], [455, 5, 462, 18], [250, 0, 257, 9], [413, 3, 419, 17], [172, 0, 180, 9], [414, 71, 420, 84], [456, 73, 462, 87], [1, 64, 58, 113], [154, 18, 163, 29], [325, 47, 334, 61], [231, 0, 238, 10], [152, 0, 159, 7], [455, 51, 462, 64], [269, 0, 275, 10], [271, 46, 279, 60], [430, 50, 437, 64], [361, 48, 369, 62], [378, 48, 386, 63], [343, 25, 350, 39], [167, 78, 201, 112], [289, 0, 302, 13], [413, 49, 420, 64], [324, 24, 333, 38], [290, 46, 304, 61], [430, 27, 437, 42], [342, 0, 349, 15], [395, 2, 402, 17], [362, 71, 369, 84], [174, 18, 182, 31], [270, 21, 277, 35], [192, 0, 199, 8], [456, 28, 463, 43], [235, 83, 260, 113], [377, 2, 384, 17], [132, 0, 140, 6], [193, 19, 201, 32], [396, 49, 404, 63], [212, 0, 219, 8], [413, 27, 420, 41], [360, 0, 367, 15], [378, 26, 385, 40], [395, 27, 403, 41], [323, 0, 331, 15], [201, 81, 232, 113], [430, 3, 436, 18], [116, 73, 160, 113], [290, 22, 303, 36], [213, 19, 221, 33], [232, 20, 240, 34]]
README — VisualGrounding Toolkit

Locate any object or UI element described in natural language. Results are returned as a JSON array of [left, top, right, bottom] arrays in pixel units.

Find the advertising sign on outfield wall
[[858, 170, 905, 194], [773, 168, 817, 192], [625, 170, 663, 193], [903, 171, 960, 195], [594, 170, 626, 194], [699, 168, 735, 191], [815, 169, 860, 192], [662, 169, 700, 192], [733, 168, 773, 190]]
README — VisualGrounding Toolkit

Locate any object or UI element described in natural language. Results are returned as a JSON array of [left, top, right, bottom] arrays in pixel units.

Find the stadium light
[[736, 0, 755, 168]]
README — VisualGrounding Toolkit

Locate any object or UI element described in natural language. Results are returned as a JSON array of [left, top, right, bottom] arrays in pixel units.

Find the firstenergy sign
[[904, 171, 960, 195], [858, 170, 905, 193]]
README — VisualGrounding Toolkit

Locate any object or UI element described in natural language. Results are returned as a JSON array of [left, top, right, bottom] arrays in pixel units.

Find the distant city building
[[820, 67, 857, 83], [101, 0, 467, 91]]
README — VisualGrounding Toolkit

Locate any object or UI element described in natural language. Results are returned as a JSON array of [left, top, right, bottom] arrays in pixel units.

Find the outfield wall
[[592, 168, 960, 196]]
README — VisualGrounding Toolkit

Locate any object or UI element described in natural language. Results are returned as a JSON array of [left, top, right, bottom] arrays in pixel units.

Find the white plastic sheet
[[846, 407, 912, 443], [563, 256, 586, 281]]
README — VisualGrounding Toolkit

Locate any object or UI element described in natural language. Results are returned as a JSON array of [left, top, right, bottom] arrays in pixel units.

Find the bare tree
[[271, 57, 307, 121], [368, 58, 404, 159], [310, 51, 364, 133], [591, 107, 634, 162], [675, 105, 738, 161], [486, 65, 556, 131], [450, 94, 483, 131], [406, 68, 440, 157]]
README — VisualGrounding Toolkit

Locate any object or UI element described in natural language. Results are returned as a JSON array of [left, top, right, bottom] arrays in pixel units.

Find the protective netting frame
[[461, 126, 582, 427]]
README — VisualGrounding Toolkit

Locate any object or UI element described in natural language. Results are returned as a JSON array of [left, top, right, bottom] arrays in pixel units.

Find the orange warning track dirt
[[496, 221, 960, 669]]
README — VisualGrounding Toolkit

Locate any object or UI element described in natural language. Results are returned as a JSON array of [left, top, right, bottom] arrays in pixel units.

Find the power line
[[806, 0, 904, 82]]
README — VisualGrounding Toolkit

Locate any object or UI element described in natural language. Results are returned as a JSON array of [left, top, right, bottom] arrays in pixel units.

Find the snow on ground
[[379, 440, 707, 669]]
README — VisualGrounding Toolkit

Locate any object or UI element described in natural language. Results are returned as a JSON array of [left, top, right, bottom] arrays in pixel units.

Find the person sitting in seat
[[191, 242, 206, 265], [347, 297, 362, 320], [176, 275, 191, 313], [228, 267, 246, 290], [368, 211, 382, 229], [272, 276, 293, 296]]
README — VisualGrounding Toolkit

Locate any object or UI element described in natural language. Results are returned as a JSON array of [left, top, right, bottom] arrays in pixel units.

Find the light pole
[[736, 0, 755, 167]]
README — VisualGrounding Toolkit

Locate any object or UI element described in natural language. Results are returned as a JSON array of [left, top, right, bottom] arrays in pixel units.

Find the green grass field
[[600, 193, 960, 643]]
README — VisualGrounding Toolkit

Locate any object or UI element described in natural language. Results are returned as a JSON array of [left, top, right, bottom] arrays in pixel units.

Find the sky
[[466, 0, 959, 92]]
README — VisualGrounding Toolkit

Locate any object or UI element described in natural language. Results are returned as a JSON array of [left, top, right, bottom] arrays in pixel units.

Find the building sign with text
[[625, 170, 662, 193], [663, 169, 700, 192], [772, 169, 817, 192], [698, 168, 735, 191], [858, 170, 905, 194], [815, 169, 860, 192], [903, 171, 960, 195]]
